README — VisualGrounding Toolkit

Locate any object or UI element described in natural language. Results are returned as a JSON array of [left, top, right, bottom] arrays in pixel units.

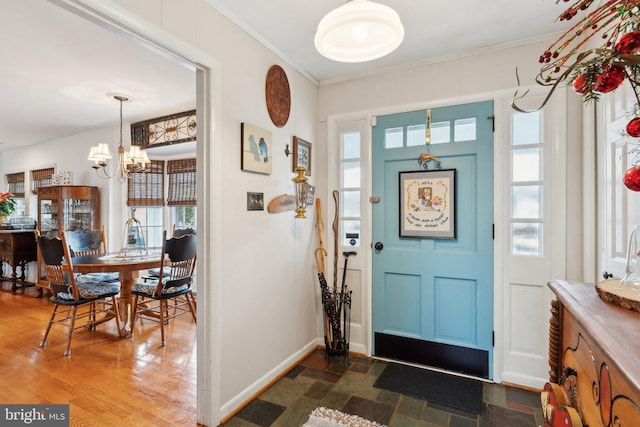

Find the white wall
[[87, 0, 323, 421]]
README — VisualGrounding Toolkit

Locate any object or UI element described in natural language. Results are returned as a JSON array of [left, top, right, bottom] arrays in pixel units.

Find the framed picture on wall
[[399, 169, 456, 239], [292, 136, 312, 176], [241, 123, 272, 174]]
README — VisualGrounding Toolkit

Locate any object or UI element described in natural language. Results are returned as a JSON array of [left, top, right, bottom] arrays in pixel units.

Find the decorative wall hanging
[[513, 0, 640, 110], [241, 123, 272, 174], [247, 192, 264, 211], [512, 1, 640, 192], [265, 65, 291, 128], [399, 169, 456, 239], [131, 109, 196, 149], [292, 136, 312, 176]]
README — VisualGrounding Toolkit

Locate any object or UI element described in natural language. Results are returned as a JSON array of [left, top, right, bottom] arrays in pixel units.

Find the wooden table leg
[[118, 271, 138, 337]]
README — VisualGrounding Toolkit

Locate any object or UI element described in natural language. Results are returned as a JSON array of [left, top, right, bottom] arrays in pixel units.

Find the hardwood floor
[[0, 281, 198, 426]]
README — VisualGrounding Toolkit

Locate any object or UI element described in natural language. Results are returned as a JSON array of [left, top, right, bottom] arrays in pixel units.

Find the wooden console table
[[0, 230, 37, 293], [545, 280, 640, 426]]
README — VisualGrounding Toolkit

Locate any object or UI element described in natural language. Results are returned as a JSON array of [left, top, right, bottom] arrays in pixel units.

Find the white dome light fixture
[[314, 0, 404, 63]]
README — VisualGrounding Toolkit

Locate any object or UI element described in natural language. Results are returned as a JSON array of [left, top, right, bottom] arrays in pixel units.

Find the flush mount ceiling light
[[314, 0, 404, 63]]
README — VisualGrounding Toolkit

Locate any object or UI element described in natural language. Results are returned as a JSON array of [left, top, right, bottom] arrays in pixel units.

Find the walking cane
[[337, 251, 356, 321], [314, 198, 334, 351], [332, 190, 339, 293]]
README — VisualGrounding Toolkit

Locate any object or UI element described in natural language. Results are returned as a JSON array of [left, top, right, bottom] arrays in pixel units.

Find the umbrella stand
[[314, 196, 353, 360]]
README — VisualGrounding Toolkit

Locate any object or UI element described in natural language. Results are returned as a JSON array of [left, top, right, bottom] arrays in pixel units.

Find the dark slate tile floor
[[220, 350, 543, 426]]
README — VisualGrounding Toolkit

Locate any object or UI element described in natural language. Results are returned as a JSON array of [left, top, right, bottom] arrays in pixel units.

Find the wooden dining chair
[[146, 226, 196, 279], [63, 225, 119, 284], [132, 230, 197, 347], [35, 229, 122, 356], [172, 225, 196, 238]]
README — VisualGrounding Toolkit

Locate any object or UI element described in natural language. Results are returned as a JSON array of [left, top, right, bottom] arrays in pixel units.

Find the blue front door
[[372, 101, 494, 378]]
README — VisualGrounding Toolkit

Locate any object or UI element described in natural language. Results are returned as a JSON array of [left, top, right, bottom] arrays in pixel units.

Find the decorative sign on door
[[399, 169, 456, 239]]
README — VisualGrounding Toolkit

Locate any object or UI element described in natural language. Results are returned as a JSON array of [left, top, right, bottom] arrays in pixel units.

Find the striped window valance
[[127, 160, 165, 207], [31, 167, 54, 193], [167, 158, 196, 206], [6, 172, 25, 197]]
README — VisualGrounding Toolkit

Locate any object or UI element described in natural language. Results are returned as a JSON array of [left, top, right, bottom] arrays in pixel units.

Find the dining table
[[71, 251, 164, 337]]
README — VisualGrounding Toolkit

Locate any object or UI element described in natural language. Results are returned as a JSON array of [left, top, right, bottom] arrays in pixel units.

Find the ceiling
[[208, 0, 575, 84], [0, 0, 575, 153]]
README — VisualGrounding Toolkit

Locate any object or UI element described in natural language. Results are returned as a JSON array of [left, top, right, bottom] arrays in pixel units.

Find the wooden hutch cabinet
[[544, 280, 640, 426], [37, 185, 99, 238], [36, 185, 100, 291]]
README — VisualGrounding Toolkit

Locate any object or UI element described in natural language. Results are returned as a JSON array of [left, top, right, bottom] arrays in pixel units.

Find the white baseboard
[[220, 338, 318, 419]]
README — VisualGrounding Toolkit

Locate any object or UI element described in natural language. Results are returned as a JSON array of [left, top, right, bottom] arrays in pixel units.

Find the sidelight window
[[510, 111, 543, 256]]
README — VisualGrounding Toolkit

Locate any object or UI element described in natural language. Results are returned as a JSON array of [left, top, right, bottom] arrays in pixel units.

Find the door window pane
[[512, 148, 542, 182], [342, 162, 361, 188], [431, 121, 450, 144], [385, 127, 403, 148], [511, 186, 542, 219], [512, 111, 541, 145], [511, 223, 542, 256], [407, 124, 426, 146], [454, 118, 476, 141], [342, 132, 360, 159]]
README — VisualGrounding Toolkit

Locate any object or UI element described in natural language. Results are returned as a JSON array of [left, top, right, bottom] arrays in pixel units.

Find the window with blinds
[[127, 160, 165, 206], [31, 167, 54, 193], [6, 172, 25, 197], [167, 158, 196, 206]]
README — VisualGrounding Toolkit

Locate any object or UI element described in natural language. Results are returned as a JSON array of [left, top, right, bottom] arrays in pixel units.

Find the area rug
[[302, 407, 386, 427], [373, 362, 483, 414]]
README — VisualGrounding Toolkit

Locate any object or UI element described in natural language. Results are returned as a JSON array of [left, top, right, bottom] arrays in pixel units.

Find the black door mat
[[373, 362, 484, 414]]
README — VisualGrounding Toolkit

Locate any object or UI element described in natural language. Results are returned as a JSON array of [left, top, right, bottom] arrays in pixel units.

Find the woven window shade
[[127, 160, 165, 206], [6, 172, 25, 197], [31, 167, 54, 193], [167, 158, 196, 206]]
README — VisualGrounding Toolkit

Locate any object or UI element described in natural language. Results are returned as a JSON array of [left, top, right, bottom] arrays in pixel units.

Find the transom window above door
[[383, 116, 477, 148]]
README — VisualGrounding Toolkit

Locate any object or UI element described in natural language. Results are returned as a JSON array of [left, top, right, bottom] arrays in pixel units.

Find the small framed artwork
[[292, 136, 312, 176], [247, 192, 264, 211], [399, 169, 456, 239], [241, 123, 272, 174]]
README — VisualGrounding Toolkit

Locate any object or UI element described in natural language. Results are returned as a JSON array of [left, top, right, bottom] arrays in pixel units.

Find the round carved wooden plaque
[[265, 65, 291, 128]]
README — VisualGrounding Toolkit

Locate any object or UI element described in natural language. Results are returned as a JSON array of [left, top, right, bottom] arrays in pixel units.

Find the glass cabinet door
[[62, 198, 92, 231], [39, 199, 58, 237]]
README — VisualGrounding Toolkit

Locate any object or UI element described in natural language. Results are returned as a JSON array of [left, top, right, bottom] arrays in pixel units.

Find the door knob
[[602, 271, 613, 280], [374, 242, 384, 251]]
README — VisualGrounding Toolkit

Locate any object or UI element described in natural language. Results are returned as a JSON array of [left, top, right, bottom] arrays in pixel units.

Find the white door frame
[[326, 87, 569, 387], [49, 0, 222, 424]]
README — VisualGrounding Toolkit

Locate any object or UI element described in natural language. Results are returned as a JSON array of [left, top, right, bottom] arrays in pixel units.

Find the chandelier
[[87, 94, 150, 183], [314, 0, 404, 63]]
